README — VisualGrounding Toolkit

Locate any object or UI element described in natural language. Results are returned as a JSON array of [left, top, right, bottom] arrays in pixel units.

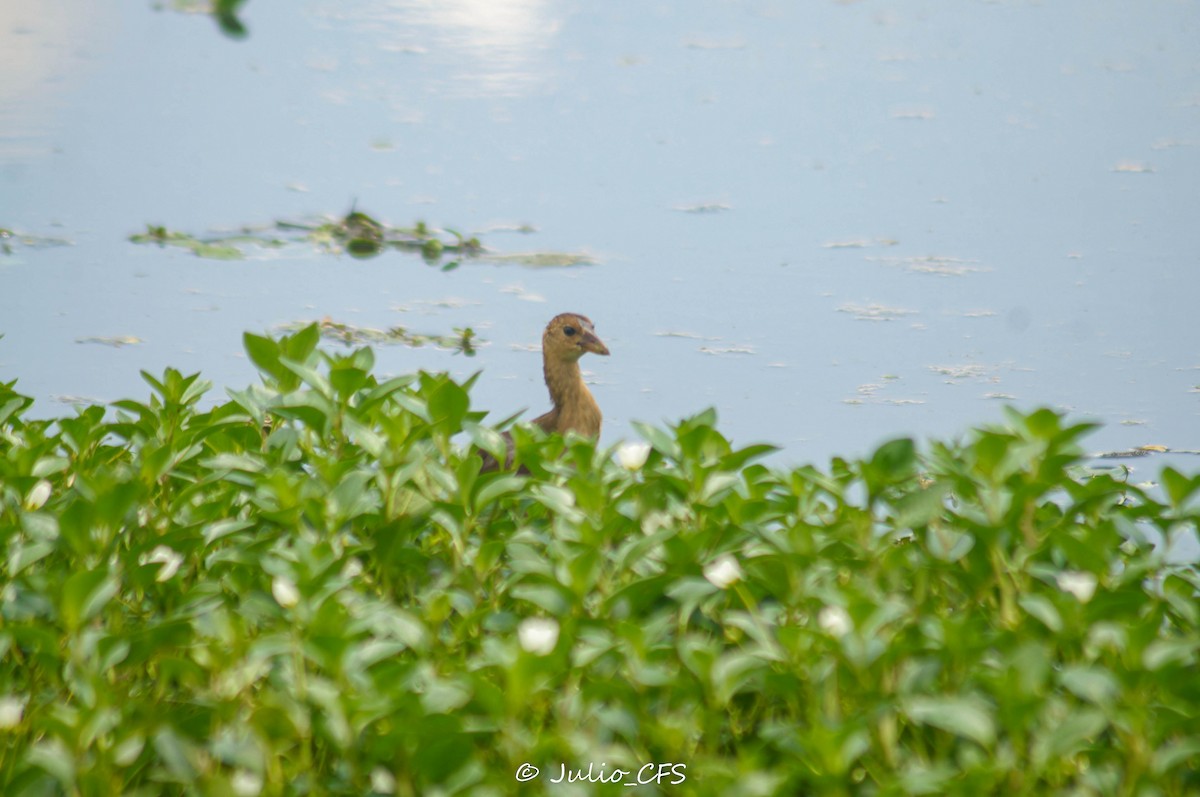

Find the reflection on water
[[331, 0, 560, 97], [0, 0, 109, 160]]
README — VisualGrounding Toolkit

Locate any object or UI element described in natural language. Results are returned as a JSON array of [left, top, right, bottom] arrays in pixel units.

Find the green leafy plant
[[0, 327, 1196, 795]]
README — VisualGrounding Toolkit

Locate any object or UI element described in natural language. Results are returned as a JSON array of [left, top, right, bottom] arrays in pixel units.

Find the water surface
[[2, 0, 1198, 471]]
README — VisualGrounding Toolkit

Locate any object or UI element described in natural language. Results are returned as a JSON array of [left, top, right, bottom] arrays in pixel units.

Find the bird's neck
[[544, 357, 588, 410]]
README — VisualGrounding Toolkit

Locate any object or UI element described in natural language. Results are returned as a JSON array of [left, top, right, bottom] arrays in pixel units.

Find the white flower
[[25, 480, 52, 511], [0, 696, 25, 729], [518, 617, 559, 656], [231, 770, 263, 797], [370, 768, 397, 794], [818, 605, 853, 638], [1057, 571, 1098, 603], [271, 576, 300, 608], [616, 441, 652, 470], [142, 545, 183, 582], [703, 554, 743, 589]]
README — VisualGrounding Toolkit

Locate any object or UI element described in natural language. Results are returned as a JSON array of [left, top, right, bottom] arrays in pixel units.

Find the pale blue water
[[2, 0, 1198, 482]]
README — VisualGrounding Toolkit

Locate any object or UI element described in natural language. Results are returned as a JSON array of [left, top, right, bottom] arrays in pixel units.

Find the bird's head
[[542, 313, 609, 363]]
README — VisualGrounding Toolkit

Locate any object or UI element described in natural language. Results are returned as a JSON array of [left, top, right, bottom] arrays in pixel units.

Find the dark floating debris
[[129, 209, 592, 269]]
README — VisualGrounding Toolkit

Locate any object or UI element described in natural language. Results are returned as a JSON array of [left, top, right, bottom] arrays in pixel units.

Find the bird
[[479, 312, 609, 471]]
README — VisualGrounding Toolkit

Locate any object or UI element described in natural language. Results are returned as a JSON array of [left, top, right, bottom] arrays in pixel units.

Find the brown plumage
[[479, 313, 609, 471]]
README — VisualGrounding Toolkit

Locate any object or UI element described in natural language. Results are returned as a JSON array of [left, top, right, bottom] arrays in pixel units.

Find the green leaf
[[699, 472, 741, 504], [9, 540, 55, 574], [1024, 408, 1063, 439], [510, 582, 571, 614], [1161, 466, 1200, 508], [925, 527, 974, 562], [279, 356, 333, 398], [1143, 638, 1198, 670], [531, 484, 580, 519], [903, 695, 996, 746], [666, 577, 719, 612], [153, 728, 198, 781], [24, 739, 75, 788], [711, 650, 767, 705], [870, 437, 917, 481], [284, 322, 321, 364], [1018, 594, 1063, 633], [632, 420, 681, 460], [894, 480, 952, 528], [0, 396, 29, 426], [473, 474, 524, 512], [1153, 736, 1200, 777], [722, 443, 779, 470], [1059, 665, 1119, 705], [243, 332, 285, 382], [427, 376, 469, 431], [1040, 708, 1108, 758], [61, 569, 118, 630], [328, 364, 369, 399]]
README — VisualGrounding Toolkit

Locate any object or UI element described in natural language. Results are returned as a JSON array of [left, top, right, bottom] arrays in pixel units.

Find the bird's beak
[[581, 331, 610, 356]]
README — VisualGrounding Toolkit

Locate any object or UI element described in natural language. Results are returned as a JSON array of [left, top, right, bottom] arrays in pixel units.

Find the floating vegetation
[[484, 251, 596, 268], [0, 228, 71, 255], [1089, 444, 1199, 459], [837, 302, 919, 321], [868, 255, 988, 277], [698, 344, 755, 355], [75, 335, 143, 348], [477, 222, 538, 234], [394, 297, 482, 312], [276, 317, 479, 355], [929, 363, 991, 381], [682, 35, 746, 50], [499, 284, 546, 303], [890, 107, 936, 120], [655, 330, 721, 341], [847, 377, 924, 406], [274, 212, 484, 265], [129, 225, 254, 259], [129, 210, 593, 269], [1112, 160, 1154, 173], [673, 201, 732, 214], [823, 237, 899, 249], [51, 394, 105, 405]]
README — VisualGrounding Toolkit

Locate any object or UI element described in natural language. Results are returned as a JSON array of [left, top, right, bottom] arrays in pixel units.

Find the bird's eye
[[563, 326, 577, 337]]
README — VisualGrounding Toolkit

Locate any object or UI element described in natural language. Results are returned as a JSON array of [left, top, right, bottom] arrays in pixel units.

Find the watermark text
[[515, 762, 687, 786]]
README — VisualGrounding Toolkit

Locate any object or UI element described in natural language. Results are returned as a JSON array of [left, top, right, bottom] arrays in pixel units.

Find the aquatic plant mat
[[129, 210, 595, 270], [0, 325, 1197, 794]]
